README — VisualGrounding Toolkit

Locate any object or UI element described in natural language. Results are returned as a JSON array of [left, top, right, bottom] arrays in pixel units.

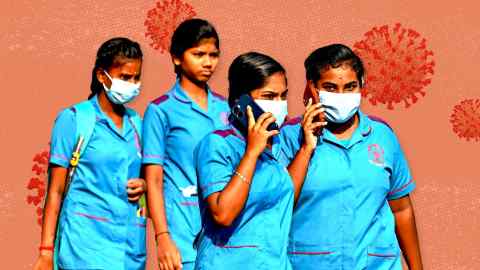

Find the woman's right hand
[[245, 106, 279, 157], [33, 253, 53, 270], [301, 98, 327, 151], [156, 233, 182, 270]]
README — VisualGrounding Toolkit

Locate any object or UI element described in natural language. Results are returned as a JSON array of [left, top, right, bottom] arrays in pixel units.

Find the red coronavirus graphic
[[353, 23, 435, 109], [144, 0, 196, 53], [26, 148, 49, 226], [450, 99, 480, 142]]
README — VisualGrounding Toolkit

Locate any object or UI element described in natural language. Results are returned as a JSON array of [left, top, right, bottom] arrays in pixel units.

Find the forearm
[[287, 145, 314, 204], [39, 192, 62, 247], [391, 199, 423, 269], [209, 151, 259, 226], [39, 166, 68, 248], [145, 165, 169, 234]]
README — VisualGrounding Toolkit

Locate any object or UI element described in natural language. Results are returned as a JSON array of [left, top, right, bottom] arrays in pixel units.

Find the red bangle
[[154, 231, 170, 242], [39, 246, 54, 251]]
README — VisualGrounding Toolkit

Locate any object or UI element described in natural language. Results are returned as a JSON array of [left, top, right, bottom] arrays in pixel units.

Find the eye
[[262, 94, 275, 100], [344, 83, 358, 91], [323, 86, 335, 91], [120, 74, 133, 81]]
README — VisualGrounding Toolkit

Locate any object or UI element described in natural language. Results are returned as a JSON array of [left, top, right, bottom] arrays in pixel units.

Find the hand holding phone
[[230, 94, 279, 156], [303, 85, 325, 136]]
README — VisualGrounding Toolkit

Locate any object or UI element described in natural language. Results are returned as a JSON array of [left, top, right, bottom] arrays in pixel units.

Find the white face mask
[[102, 71, 141, 104], [254, 99, 288, 127], [318, 90, 361, 124]]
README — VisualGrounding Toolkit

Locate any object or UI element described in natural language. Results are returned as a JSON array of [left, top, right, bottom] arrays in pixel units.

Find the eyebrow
[[344, 81, 358, 87], [321, 82, 338, 87], [260, 90, 278, 94]]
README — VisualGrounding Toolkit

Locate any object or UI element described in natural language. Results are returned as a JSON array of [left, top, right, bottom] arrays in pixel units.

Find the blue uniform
[[50, 96, 145, 270], [194, 126, 294, 270], [279, 111, 415, 270], [142, 81, 230, 267]]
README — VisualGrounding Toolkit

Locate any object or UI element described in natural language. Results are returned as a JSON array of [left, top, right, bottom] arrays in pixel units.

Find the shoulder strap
[[125, 107, 142, 141], [72, 100, 97, 156]]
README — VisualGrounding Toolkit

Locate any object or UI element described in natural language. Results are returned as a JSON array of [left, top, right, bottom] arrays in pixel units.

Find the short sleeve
[[195, 133, 235, 199], [387, 134, 415, 200], [142, 103, 168, 165], [278, 123, 302, 166], [49, 108, 76, 168]]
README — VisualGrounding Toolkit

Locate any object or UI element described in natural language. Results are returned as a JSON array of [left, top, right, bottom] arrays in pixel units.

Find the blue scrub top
[[142, 81, 230, 263], [278, 111, 415, 270], [49, 95, 145, 270], [194, 125, 294, 270]]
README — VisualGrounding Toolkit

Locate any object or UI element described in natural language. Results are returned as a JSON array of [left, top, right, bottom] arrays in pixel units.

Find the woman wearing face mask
[[33, 37, 146, 270], [193, 52, 324, 270], [142, 19, 230, 270], [280, 44, 423, 270]]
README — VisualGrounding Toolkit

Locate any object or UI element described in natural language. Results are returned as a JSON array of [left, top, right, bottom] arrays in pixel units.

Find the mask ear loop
[[103, 70, 113, 80], [101, 69, 114, 91]]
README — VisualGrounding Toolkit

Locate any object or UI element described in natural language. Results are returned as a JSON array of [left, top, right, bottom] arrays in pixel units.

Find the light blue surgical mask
[[318, 90, 361, 123], [254, 99, 288, 127], [102, 71, 141, 104]]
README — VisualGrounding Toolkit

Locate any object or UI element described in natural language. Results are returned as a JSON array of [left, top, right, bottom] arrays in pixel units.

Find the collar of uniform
[[172, 80, 191, 104], [90, 94, 131, 137], [357, 110, 373, 137], [172, 79, 218, 104], [90, 94, 108, 122], [321, 110, 372, 149]]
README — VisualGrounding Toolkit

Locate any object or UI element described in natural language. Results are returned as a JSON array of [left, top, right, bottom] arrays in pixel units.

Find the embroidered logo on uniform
[[220, 111, 229, 126], [368, 144, 385, 167]]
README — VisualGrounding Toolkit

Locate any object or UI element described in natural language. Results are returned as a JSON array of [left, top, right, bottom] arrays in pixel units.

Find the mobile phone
[[230, 94, 279, 137]]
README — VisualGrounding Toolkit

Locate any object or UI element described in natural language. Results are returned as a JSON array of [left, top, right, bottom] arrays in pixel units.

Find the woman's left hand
[[301, 98, 327, 152], [127, 178, 146, 202]]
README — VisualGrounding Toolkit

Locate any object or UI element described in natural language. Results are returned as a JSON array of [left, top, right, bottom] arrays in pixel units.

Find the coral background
[[1, 0, 479, 269]]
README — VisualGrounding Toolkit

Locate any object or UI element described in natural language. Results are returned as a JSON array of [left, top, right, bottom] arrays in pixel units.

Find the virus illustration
[[144, 0, 196, 53], [353, 23, 435, 109], [26, 148, 49, 226], [450, 98, 480, 142]]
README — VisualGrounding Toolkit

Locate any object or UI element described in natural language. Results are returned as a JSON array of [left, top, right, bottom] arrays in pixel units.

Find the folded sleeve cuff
[[387, 180, 416, 200]]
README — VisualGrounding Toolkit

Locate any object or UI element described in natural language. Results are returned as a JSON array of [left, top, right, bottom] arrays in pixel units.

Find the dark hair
[[89, 37, 143, 99], [304, 44, 364, 87], [228, 52, 285, 108], [170, 18, 219, 74]]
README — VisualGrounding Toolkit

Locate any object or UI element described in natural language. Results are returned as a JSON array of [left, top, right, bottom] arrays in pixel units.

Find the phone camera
[[233, 105, 243, 118]]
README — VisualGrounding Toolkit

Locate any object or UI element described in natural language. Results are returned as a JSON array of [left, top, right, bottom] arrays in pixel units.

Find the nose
[[203, 56, 212, 67]]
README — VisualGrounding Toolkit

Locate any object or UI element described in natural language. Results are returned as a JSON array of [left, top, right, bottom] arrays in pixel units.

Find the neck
[[327, 113, 359, 140], [97, 91, 125, 117], [179, 75, 208, 97]]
